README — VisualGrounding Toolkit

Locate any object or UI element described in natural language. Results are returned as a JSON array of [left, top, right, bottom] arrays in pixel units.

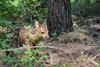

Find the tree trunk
[[47, 0, 73, 37]]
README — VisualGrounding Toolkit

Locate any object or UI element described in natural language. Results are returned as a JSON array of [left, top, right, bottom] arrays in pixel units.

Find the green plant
[[0, 18, 14, 50], [79, 51, 88, 63], [0, 18, 14, 29], [80, 51, 84, 60], [63, 32, 71, 43], [0, 41, 49, 67], [0, 0, 48, 22], [0, 54, 18, 67], [1, 48, 49, 67], [19, 48, 49, 67], [98, 64, 100, 67], [19, 50, 34, 67], [0, 32, 13, 50], [95, 39, 100, 45]]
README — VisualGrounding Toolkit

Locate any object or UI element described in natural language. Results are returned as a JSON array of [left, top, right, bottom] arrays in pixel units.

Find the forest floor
[[0, 18, 100, 67], [42, 18, 100, 67]]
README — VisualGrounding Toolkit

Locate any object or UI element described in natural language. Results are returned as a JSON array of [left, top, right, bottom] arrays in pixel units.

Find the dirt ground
[[43, 19, 100, 67]]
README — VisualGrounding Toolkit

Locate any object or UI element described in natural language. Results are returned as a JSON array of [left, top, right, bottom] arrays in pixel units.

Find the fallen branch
[[0, 46, 71, 53], [0, 45, 75, 62], [92, 53, 100, 60]]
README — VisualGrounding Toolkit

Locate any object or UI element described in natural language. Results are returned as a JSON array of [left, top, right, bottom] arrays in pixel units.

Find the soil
[[42, 18, 100, 67]]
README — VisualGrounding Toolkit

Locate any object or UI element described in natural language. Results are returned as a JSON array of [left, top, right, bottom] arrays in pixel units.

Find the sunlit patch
[[0, 26, 3, 30]]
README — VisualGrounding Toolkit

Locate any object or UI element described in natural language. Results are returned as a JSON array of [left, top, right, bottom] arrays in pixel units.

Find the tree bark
[[47, 0, 73, 37]]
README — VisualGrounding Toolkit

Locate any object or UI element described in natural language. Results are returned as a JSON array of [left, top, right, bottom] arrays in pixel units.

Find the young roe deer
[[14, 19, 49, 50]]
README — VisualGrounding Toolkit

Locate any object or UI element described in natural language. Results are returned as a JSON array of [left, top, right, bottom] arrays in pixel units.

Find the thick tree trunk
[[47, 0, 73, 37]]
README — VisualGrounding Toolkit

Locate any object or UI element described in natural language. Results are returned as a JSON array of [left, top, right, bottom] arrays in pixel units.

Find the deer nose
[[43, 34, 49, 38], [45, 36, 49, 38]]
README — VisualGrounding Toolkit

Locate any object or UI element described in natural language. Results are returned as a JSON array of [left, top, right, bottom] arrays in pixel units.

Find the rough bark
[[47, 0, 73, 37]]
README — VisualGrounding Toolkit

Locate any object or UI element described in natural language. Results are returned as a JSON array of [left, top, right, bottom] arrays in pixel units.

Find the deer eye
[[41, 32, 45, 34]]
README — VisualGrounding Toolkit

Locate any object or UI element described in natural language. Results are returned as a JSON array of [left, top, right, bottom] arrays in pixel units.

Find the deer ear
[[42, 19, 47, 28], [35, 19, 41, 28]]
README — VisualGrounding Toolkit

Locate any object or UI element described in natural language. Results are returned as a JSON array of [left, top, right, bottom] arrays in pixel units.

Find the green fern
[[0, 18, 14, 29]]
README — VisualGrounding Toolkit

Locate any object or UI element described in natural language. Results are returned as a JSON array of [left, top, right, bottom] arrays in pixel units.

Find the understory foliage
[[0, 0, 47, 20], [71, 0, 100, 17]]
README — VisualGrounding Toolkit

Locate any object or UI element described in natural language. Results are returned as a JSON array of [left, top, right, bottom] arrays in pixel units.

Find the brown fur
[[14, 20, 49, 50]]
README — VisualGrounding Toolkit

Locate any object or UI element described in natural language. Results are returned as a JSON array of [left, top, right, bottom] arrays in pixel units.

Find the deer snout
[[42, 34, 49, 38]]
